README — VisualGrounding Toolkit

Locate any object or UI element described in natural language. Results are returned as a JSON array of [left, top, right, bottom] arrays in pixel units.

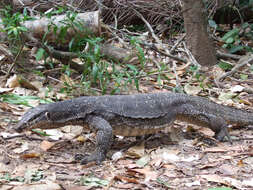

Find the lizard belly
[[112, 124, 171, 136], [109, 116, 174, 136]]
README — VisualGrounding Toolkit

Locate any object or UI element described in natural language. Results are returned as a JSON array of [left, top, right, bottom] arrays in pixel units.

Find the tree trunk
[[182, 0, 217, 66]]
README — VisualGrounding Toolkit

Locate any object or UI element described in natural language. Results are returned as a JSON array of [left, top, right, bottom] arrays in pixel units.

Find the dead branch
[[22, 11, 101, 44], [217, 53, 253, 82], [216, 51, 241, 60]]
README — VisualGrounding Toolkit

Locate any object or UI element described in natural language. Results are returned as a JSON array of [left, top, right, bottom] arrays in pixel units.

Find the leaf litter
[[0, 33, 253, 190]]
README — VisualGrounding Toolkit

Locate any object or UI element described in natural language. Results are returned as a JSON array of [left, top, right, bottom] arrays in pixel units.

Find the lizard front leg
[[75, 115, 113, 164]]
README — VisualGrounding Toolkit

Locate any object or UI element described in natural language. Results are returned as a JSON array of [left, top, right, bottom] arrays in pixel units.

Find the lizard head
[[15, 98, 93, 132], [15, 104, 54, 132], [15, 102, 79, 132]]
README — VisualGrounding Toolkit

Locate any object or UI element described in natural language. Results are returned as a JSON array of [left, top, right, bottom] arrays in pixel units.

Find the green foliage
[[35, 48, 45, 61], [240, 74, 248, 80], [218, 61, 233, 71], [1, 6, 146, 94], [28, 170, 44, 182], [0, 173, 24, 182], [221, 23, 253, 54], [0, 7, 32, 40], [79, 176, 109, 187], [31, 129, 51, 136], [156, 178, 171, 188], [130, 36, 146, 68], [0, 94, 52, 107]]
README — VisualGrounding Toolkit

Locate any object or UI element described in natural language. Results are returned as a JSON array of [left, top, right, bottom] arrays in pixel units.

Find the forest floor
[[0, 30, 253, 190]]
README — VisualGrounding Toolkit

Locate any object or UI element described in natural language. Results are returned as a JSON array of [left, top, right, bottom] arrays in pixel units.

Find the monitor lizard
[[15, 92, 253, 164]]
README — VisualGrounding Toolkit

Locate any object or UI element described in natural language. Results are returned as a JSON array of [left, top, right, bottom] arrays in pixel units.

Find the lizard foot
[[75, 151, 106, 165], [215, 128, 232, 144]]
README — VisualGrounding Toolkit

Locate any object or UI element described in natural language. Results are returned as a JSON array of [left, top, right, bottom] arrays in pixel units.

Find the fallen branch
[[216, 51, 241, 60], [217, 53, 253, 82], [22, 11, 101, 45]]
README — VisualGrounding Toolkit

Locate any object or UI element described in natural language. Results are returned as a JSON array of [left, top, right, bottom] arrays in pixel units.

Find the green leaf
[[79, 176, 109, 187], [225, 37, 234, 44], [0, 94, 52, 107], [136, 155, 150, 167], [242, 22, 249, 29], [229, 45, 244, 54], [208, 188, 232, 190], [221, 28, 240, 42], [91, 63, 98, 82], [218, 61, 233, 71], [250, 64, 253, 72], [240, 74, 248, 80], [157, 178, 171, 188], [36, 48, 45, 61], [31, 129, 51, 136], [134, 77, 139, 91], [18, 26, 28, 32], [127, 64, 138, 72]]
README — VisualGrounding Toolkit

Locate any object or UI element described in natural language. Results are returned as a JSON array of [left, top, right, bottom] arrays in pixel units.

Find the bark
[[182, 0, 217, 66]]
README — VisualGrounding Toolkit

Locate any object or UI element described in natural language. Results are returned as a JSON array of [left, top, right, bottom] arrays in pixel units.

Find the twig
[[47, 76, 64, 83], [216, 51, 241, 60], [172, 62, 182, 89], [182, 41, 200, 67], [217, 53, 253, 82], [2, 134, 25, 140], [141, 42, 187, 63], [131, 8, 161, 44], [0, 44, 14, 62], [170, 33, 186, 54], [5, 43, 25, 79]]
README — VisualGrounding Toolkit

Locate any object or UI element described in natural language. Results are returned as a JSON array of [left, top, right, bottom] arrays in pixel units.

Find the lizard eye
[[45, 112, 50, 120]]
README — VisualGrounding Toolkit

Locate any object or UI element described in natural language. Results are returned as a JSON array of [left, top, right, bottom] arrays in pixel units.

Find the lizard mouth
[[14, 123, 28, 132]]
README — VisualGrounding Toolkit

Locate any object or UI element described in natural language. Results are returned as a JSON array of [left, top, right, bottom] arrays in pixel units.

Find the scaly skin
[[15, 93, 253, 164]]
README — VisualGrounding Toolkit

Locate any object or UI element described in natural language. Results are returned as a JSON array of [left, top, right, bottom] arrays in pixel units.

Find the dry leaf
[[230, 85, 244, 92], [40, 140, 55, 151], [184, 84, 202, 95], [0, 87, 13, 93], [6, 74, 20, 88], [13, 142, 29, 154], [6, 75, 38, 90], [126, 142, 145, 158], [114, 175, 139, 184], [43, 129, 63, 140], [21, 153, 41, 159], [60, 74, 75, 86], [198, 127, 215, 137], [76, 135, 86, 142], [131, 166, 158, 182]]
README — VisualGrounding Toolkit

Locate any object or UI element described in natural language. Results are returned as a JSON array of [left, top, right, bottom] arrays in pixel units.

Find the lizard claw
[[75, 151, 106, 165], [74, 153, 86, 161], [215, 128, 232, 144]]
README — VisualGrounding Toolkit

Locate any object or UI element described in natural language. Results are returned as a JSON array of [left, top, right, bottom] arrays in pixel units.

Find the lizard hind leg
[[75, 116, 113, 165], [208, 115, 232, 144], [195, 112, 232, 144]]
